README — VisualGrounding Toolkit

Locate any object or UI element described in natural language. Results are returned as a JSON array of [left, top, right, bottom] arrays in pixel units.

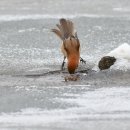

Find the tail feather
[[60, 18, 70, 39], [52, 18, 76, 40], [51, 29, 63, 40], [56, 24, 63, 35], [56, 24, 65, 40], [67, 20, 74, 37]]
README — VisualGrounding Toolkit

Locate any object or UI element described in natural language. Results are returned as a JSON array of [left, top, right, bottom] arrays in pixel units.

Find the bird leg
[[80, 57, 86, 64], [61, 56, 66, 70]]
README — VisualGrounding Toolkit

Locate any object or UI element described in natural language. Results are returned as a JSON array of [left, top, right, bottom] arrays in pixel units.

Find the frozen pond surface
[[0, 0, 130, 130]]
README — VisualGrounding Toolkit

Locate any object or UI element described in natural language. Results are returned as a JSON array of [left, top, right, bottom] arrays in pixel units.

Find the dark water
[[0, 0, 130, 130]]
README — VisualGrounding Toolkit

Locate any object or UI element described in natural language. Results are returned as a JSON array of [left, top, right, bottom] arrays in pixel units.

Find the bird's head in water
[[98, 56, 116, 70], [67, 54, 79, 74]]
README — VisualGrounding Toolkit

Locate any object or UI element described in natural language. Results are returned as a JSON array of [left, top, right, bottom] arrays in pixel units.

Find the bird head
[[98, 56, 116, 70], [67, 54, 79, 74]]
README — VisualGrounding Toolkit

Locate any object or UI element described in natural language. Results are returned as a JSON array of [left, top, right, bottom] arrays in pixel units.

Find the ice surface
[[0, 0, 130, 130], [0, 87, 130, 128]]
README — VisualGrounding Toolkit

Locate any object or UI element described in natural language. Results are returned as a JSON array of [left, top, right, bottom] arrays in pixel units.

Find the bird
[[98, 56, 116, 70], [52, 18, 86, 74]]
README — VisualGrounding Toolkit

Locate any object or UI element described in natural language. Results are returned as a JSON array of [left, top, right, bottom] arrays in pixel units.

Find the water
[[0, 0, 130, 130]]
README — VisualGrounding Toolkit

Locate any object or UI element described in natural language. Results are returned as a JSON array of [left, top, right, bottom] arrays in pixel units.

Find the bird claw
[[80, 57, 86, 64]]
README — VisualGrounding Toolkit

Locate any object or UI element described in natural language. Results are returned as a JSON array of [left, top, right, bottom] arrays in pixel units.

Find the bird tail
[[51, 18, 76, 40]]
